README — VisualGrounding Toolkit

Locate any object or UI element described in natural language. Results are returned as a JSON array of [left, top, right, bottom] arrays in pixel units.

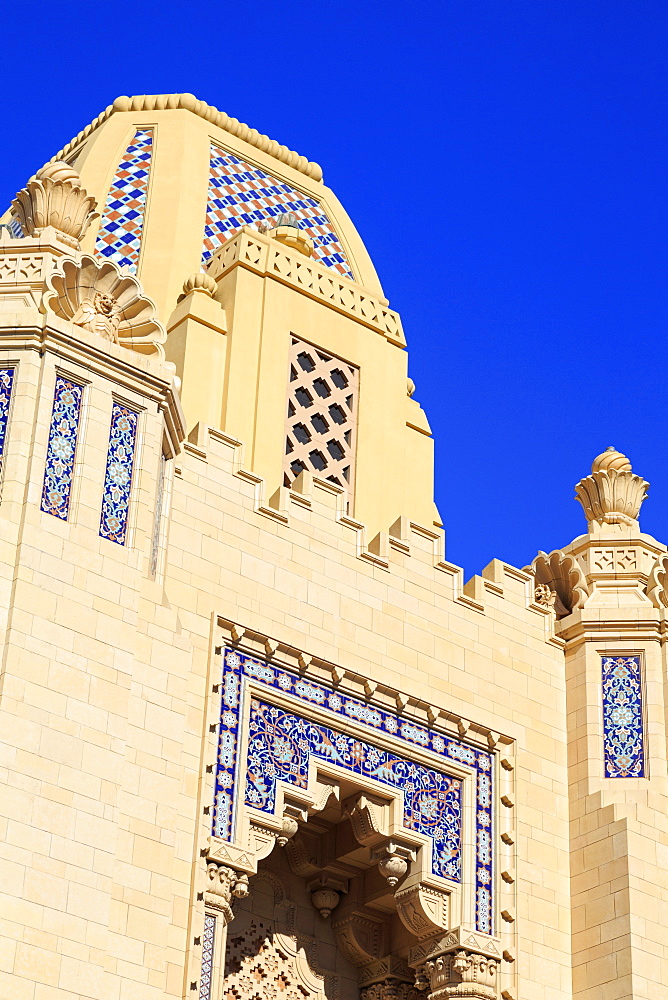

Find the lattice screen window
[[283, 337, 358, 493]]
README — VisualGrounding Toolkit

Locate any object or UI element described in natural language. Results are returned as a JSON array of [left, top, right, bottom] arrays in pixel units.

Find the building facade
[[0, 94, 666, 1000]]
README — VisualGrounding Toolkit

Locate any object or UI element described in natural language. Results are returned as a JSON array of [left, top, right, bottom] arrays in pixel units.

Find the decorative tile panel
[[602, 655, 645, 778], [95, 129, 153, 273], [214, 648, 495, 933], [202, 145, 354, 279], [40, 376, 83, 520], [248, 699, 462, 879], [99, 403, 138, 545], [199, 913, 216, 1000], [284, 337, 358, 491], [0, 368, 15, 458]]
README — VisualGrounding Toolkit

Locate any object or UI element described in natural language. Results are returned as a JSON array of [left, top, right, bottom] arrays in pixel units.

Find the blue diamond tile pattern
[[602, 655, 645, 778], [95, 129, 153, 274], [199, 914, 215, 1000], [40, 376, 83, 520], [99, 403, 138, 545], [0, 368, 15, 456], [202, 145, 355, 280], [214, 648, 495, 934]]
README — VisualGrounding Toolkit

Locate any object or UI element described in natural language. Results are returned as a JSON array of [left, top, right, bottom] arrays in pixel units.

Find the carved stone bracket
[[344, 792, 390, 847], [395, 883, 450, 940], [332, 908, 388, 968]]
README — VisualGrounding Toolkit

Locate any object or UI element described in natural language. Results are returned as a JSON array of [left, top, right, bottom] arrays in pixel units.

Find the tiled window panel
[[40, 376, 83, 520], [199, 913, 216, 1000], [602, 655, 645, 777], [95, 129, 153, 273], [99, 403, 138, 545], [0, 368, 15, 458], [284, 337, 358, 493], [214, 648, 495, 934], [202, 145, 354, 279]]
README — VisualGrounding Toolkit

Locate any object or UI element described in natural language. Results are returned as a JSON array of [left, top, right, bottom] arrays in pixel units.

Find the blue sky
[[2, 1, 666, 577]]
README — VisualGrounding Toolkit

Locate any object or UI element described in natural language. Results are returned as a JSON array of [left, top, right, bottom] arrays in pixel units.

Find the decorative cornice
[[206, 227, 406, 346], [43, 93, 324, 183]]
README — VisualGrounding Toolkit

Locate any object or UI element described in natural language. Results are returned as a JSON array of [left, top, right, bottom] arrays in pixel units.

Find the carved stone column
[[204, 860, 250, 925], [415, 949, 499, 1000]]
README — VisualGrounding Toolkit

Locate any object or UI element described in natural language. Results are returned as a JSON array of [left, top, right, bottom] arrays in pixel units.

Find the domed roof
[[7, 94, 382, 322]]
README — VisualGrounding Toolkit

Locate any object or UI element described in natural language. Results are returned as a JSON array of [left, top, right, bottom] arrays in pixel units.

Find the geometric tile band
[[40, 376, 83, 520], [99, 403, 138, 546], [199, 913, 216, 1000], [94, 129, 153, 274], [201, 145, 354, 279], [214, 648, 494, 934], [602, 655, 645, 778], [0, 367, 15, 458]]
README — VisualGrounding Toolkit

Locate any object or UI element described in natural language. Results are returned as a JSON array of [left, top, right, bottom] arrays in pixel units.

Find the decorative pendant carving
[[42, 254, 166, 358]]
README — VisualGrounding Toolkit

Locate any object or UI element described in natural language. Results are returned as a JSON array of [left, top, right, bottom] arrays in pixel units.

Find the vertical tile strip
[[199, 913, 216, 1000], [95, 129, 153, 274], [0, 368, 15, 458], [99, 403, 138, 545], [40, 377, 83, 520], [602, 655, 645, 777]]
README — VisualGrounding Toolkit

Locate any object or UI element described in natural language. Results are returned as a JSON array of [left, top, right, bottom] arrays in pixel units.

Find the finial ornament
[[575, 446, 649, 530], [11, 161, 99, 249], [42, 255, 166, 358]]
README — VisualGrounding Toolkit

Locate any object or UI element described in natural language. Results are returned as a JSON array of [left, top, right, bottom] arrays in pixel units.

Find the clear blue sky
[[2, 1, 666, 577]]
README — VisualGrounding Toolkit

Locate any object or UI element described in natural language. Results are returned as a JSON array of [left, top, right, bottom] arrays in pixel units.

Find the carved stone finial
[[183, 272, 216, 297], [258, 213, 314, 257], [11, 161, 99, 249], [42, 255, 166, 359], [575, 447, 649, 530]]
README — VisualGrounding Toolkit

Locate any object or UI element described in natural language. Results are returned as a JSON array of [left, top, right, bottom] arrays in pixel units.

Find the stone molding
[[206, 227, 405, 347]]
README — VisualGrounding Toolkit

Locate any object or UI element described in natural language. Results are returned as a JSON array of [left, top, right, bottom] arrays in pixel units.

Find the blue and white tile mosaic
[[99, 403, 138, 545], [202, 145, 354, 280], [248, 699, 462, 881], [199, 913, 215, 1000], [95, 129, 153, 273], [0, 368, 15, 458], [602, 655, 645, 778], [40, 376, 83, 520], [214, 648, 495, 933]]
